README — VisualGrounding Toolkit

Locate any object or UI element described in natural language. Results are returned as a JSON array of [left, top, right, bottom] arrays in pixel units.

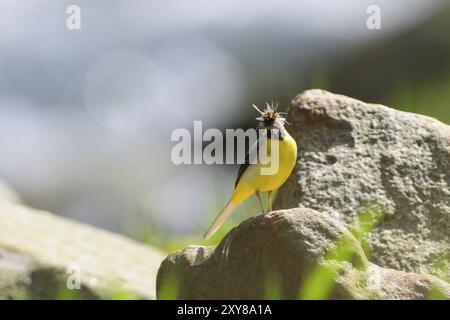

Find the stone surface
[[157, 208, 450, 300], [0, 201, 166, 299], [274, 89, 450, 281]]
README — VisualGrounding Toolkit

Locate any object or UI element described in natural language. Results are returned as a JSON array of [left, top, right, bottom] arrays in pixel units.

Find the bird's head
[[253, 102, 287, 131]]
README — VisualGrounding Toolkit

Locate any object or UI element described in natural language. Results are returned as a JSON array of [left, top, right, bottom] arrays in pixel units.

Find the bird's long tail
[[203, 201, 238, 240]]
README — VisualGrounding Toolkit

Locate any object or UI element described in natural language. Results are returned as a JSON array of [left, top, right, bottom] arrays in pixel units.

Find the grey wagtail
[[204, 103, 297, 239]]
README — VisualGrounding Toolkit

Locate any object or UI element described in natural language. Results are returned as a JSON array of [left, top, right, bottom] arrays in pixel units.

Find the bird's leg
[[255, 191, 265, 213], [268, 191, 272, 212]]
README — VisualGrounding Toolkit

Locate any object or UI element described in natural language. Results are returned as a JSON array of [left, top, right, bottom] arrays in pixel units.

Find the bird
[[203, 102, 298, 239]]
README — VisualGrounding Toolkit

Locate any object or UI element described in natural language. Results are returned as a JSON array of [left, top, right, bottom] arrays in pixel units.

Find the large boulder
[[157, 208, 450, 299], [0, 179, 21, 203], [0, 201, 166, 299], [274, 90, 450, 281]]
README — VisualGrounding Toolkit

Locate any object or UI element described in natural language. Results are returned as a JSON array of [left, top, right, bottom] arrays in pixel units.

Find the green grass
[[298, 204, 383, 300]]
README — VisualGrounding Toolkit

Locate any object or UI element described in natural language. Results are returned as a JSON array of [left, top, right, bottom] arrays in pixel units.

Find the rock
[[274, 89, 450, 281], [157, 208, 450, 299], [0, 201, 166, 299], [0, 179, 21, 203]]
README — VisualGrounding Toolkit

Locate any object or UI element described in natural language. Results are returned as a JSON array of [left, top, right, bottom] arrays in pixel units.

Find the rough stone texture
[[0, 201, 166, 299], [157, 208, 450, 300], [274, 89, 450, 281]]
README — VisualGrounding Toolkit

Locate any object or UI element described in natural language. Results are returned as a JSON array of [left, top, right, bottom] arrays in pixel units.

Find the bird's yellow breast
[[232, 132, 297, 203]]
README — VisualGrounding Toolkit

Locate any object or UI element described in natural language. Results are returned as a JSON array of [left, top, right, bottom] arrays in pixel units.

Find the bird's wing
[[234, 132, 267, 187]]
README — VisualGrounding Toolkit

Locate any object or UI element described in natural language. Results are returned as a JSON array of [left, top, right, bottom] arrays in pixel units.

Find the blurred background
[[0, 0, 449, 251]]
